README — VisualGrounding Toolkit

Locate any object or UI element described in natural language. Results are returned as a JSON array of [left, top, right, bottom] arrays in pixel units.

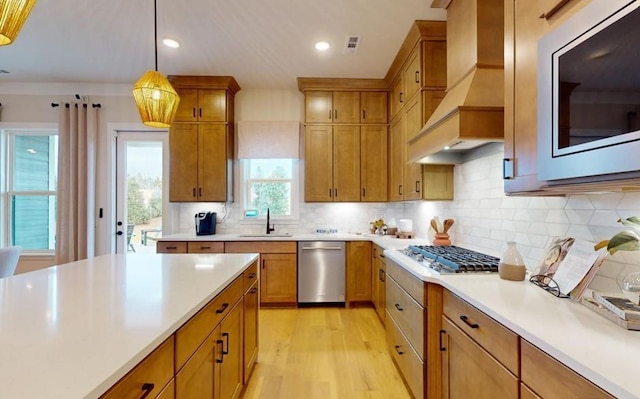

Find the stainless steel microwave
[[538, 0, 640, 182]]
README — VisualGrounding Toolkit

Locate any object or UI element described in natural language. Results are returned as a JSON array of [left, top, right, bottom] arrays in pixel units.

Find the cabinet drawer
[[156, 241, 187, 253], [385, 258, 426, 306], [174, 276, 243, 371], [225, 241, 296, 254], [243, 260, 259, 293], [187, 241, 224, 253], [100, 336, 174, 399], [386, 314, 424, 399], [443, 290, 518, 375], [386, 275, 425, 359], [156, 379, 175, 399], [521, 340, 614, 399]]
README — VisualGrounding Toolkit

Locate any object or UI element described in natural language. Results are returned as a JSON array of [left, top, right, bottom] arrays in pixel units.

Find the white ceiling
[[0, 0, 446, 90]]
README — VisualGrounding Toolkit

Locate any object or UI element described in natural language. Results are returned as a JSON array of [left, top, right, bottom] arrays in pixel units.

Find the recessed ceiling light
[[315, 41, 330, 51], [163, 38, 180, 48]]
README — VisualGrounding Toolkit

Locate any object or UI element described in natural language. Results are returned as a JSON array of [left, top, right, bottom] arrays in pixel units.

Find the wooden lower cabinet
[[157, 241, 224, 254], [243, 281, 259, 383], [371, 244, 386, 324], [260, 253, 297, 305], [218, 301, 243, 399], [521, 383, 541, 399], [520, 339, 614, 399], [386, 315, 424, 398], [346, 241, 372, 306], [176, 330, 217, 398], [441, 317, 518, 399], [157, 379, 176, 399], [100, 337, 174, 399]]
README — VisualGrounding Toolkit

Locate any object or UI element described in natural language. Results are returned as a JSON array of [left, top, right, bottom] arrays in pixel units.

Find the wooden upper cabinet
[[333, 125, 361, 202], [174, 88, 228, 123], [403, 47, 422, 102], [390, 76, 404, 121], [422, 40, 447, 88], [333, 91, 360, 123], [388, 116, 404, 202], [423, 164, 454, 200], [361, 125, 388, 202], [360, 91, 388, 124], [304, 125, 333, 202], [169, 123, 232, 202], [304, 91, 360, 123], [305, 91, 333, 123], [403, 95, 423, 200]]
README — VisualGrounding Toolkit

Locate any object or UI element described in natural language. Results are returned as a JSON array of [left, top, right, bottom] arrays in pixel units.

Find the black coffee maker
[[195, 212, 216, 235]]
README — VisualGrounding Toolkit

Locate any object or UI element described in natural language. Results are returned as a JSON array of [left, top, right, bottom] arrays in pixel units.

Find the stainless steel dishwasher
[[297, 241, 346, 304]]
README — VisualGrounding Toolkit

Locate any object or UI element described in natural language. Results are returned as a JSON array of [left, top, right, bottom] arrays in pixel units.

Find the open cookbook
[[533, 237, 607, 300]]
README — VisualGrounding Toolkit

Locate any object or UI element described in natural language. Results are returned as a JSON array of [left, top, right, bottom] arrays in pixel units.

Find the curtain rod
[[51, 103, 102, 108]]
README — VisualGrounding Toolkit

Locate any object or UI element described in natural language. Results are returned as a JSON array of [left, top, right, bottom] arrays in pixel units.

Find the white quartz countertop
[[383, 247, 640, 399], [0, 253, 258, 399], [158, 232, 394, 242]]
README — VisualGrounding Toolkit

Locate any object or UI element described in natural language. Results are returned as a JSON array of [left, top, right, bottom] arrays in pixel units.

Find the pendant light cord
[[154, 0, 158, 72]]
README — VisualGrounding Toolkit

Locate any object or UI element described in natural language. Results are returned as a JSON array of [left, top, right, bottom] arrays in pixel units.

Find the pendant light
[[132, 0, 180, 128], [0, 0, 37, 46]]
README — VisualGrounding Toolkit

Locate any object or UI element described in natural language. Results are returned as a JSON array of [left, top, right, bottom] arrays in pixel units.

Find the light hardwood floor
[[241, 307, 412, 399]]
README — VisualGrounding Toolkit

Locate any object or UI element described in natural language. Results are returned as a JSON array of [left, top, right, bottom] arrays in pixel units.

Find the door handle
[[394, 345, 404, 355], [439, 329, 447, 351], [301, 246, 343, 250], [216, 303, 229, 314], [222, 332, 230, 355], [394, 303, 404, 311], [460, 315, 479, 329], [416, 180, 421, 193], [415, 70, 420, 83], [216, 339, 224, 363], [139, 383, 154, 399]]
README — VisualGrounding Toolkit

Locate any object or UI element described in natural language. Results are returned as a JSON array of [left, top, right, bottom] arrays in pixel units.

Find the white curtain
[[237, 121, 300, 159], [56, 103, 98, 264]]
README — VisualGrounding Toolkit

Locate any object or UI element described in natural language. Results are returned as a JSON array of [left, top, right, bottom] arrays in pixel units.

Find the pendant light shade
[[133, 70, 180, 128], [132, 0, 180, 128], [0, 0, 37, 46]]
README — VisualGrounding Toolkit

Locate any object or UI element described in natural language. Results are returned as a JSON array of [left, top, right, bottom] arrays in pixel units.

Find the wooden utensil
[[443, 218, 455, 233], [430, 218, 439, 232]]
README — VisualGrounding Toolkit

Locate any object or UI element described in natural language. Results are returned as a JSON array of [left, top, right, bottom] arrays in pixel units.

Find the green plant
[[594, 216, 640, 255]]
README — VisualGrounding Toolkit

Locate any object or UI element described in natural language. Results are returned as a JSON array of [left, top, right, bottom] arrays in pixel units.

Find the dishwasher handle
[[301, 246, 344, 250]]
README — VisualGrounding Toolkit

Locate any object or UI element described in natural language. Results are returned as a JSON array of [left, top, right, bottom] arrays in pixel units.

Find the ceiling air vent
[[343, 36, 360, 54]]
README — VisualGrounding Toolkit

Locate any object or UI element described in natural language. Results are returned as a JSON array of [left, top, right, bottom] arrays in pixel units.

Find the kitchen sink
[[238, 233, 293, 237]]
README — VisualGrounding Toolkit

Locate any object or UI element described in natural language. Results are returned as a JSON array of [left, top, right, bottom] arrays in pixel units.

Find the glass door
[[115, 131, 169, 254]]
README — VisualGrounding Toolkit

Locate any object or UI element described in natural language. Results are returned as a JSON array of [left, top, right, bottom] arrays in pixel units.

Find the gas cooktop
[[402, 245, 500, 274]]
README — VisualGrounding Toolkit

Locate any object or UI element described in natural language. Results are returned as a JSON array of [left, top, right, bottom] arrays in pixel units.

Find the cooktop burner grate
[[407, 245, 500, 273]]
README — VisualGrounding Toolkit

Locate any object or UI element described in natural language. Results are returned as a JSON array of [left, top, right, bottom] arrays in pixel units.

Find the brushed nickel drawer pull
[[460, 315, 479, 329]]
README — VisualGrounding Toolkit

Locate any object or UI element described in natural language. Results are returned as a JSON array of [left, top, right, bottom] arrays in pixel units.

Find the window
[[3, 131, 58, 251], [242, 159, 298, 219]]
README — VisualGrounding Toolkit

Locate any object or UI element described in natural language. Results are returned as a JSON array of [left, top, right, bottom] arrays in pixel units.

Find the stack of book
[[582, 292, 640, 330]]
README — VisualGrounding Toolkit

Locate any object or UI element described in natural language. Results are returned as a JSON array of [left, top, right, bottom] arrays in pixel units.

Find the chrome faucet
[[266, 208, 275, 234]]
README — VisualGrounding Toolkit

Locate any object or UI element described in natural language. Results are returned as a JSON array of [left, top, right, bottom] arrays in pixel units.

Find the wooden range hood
[[409, 0, 504, 163]]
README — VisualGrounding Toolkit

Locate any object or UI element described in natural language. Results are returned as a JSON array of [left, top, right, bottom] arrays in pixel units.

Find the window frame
[[239, 158, 300, 221], [1, 128, 58, 253]]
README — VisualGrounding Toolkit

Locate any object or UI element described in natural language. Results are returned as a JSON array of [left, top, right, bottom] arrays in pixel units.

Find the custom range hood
[[409, 0, 504, 164]]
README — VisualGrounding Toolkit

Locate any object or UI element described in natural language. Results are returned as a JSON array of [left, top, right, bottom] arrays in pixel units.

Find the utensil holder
[[433, 233, 451, 246]]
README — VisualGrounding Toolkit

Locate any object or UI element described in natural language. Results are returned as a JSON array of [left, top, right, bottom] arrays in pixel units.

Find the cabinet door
[[243, 281, 259, 384], [441, 317, 518, 399], [199, 89, 227, 122], [199, 124, 228, 202], [403, 47, 422, 101], [361, 125, 388, 202], [388, 116, 404, 202], [304, 125, 333, 202], [372, 257, 386, 323], [390, 76, 404, 121], [332, 91, 360, 123], [175, 332, 215, 399], [219, 302, 243, 399], [305, 91, 333, 123], [260, 253, 297, 304], [423, 164, 454, 200], [346, 241, 372, 305], [170, 124, 199, 202], [422, 40, 447, 88], [404, 96, 423, 200], [360, 91, 388, 124], [174, 88, 199, 122], [333, 125, 361, 202], [503, 0, 545, 193], [157, 379, 175, 399]]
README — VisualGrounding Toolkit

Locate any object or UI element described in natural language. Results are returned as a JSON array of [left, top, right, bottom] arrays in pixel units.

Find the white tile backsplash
[[174, 142, 640, 293]]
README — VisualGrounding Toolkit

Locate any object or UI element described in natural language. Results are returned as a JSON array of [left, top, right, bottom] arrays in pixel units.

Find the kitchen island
[[0, 252, 258, 399]]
